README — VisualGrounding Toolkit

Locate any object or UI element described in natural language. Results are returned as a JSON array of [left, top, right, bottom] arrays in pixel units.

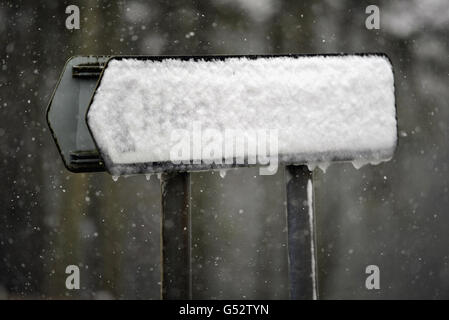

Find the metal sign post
[[160, 172, 192, 299], [286, 165, 317, 300]]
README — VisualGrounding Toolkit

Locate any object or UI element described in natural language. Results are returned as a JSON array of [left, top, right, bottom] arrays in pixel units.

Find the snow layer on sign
[[87, 55, 397, 175]]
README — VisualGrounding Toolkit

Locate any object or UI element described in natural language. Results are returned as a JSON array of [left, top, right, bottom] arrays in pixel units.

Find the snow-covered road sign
[[48, 54, 397, 175], [86, 54, 397, 176]]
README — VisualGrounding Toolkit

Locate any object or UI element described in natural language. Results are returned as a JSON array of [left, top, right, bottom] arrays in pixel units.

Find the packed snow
[[87, 55, 397, 175]]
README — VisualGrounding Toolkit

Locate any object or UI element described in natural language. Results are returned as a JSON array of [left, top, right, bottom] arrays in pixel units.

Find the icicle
[[317, 162, 330, 173], [307, 162, 317, 171], [351, 159, 370, 170], [370, 159, 383, 166]]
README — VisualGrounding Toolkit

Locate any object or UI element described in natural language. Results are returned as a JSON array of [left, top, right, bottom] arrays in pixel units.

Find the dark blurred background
[[0, 0, 448, 299]]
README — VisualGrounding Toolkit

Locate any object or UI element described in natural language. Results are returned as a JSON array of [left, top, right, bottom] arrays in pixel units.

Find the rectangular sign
[[87, 55, 397, 176]]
